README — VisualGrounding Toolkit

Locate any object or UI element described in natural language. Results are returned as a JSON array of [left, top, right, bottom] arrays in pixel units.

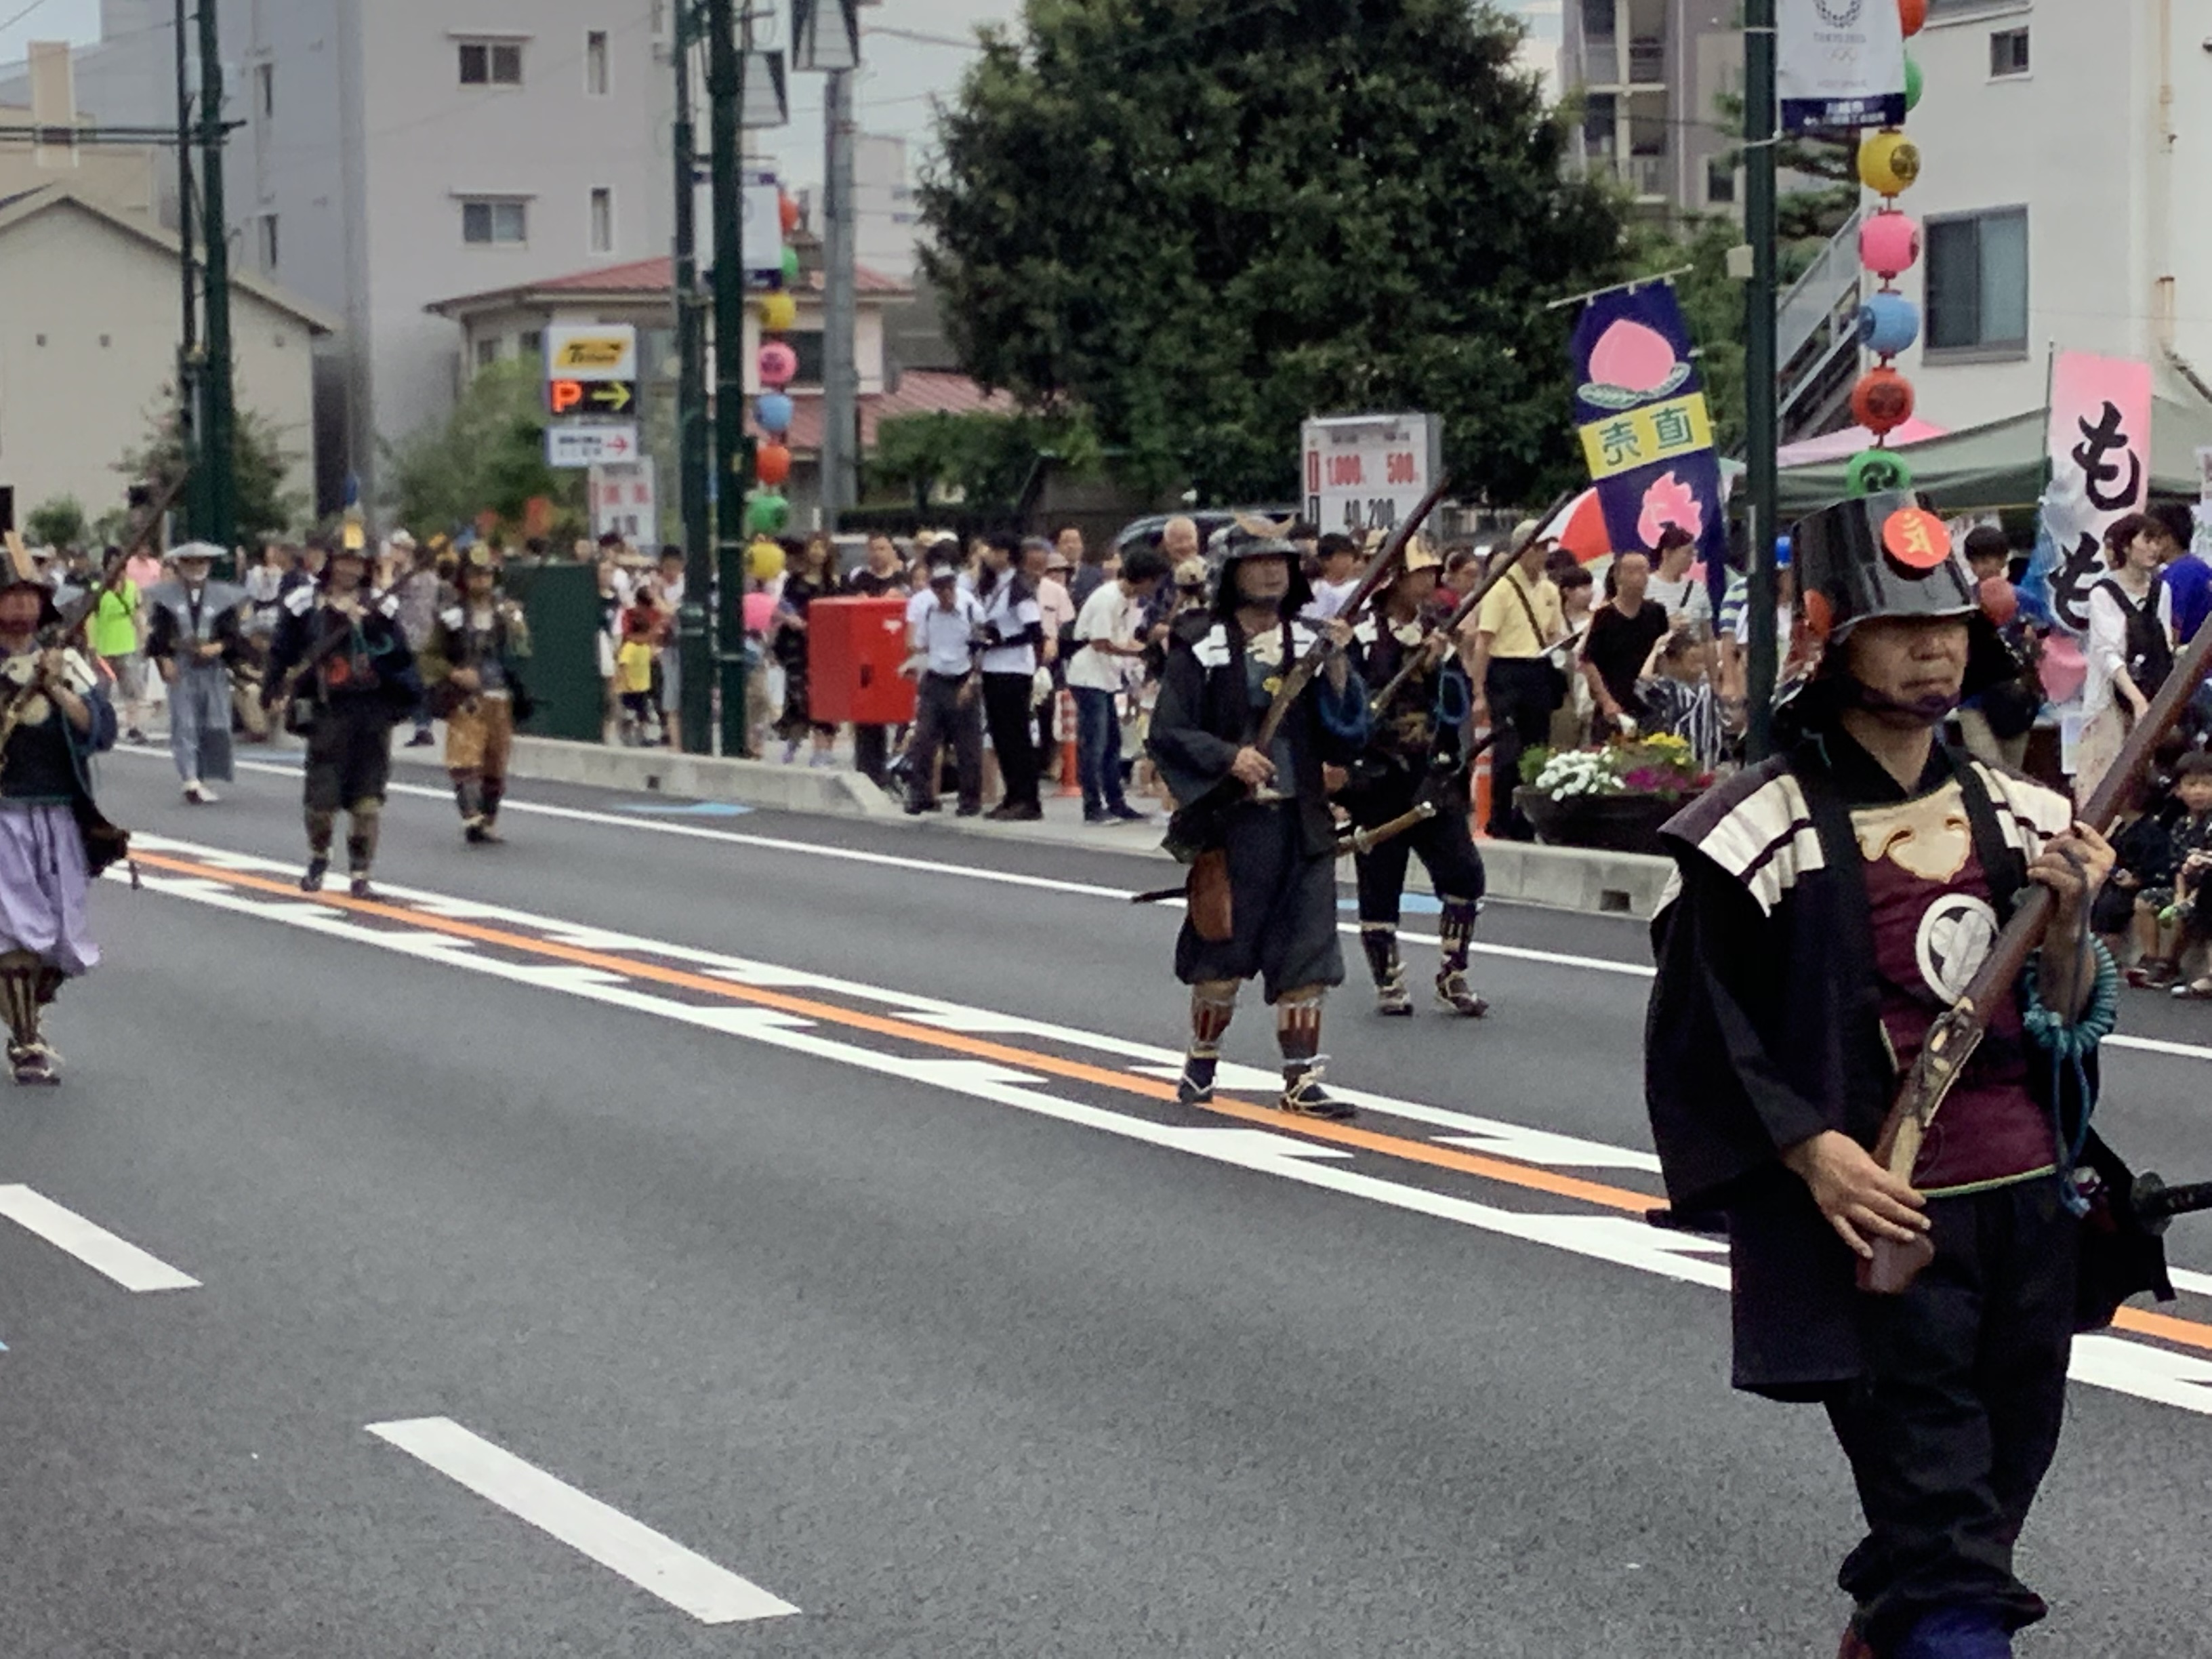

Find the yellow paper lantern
[[1858, 129, 1921, 197], [747, 536, 786, 582], [759, 290, 798, 332]]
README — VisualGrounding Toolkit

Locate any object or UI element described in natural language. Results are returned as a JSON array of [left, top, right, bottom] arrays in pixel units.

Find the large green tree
[[117, 401, 308, 548], [920, 0, 1629, 504], [384, 357, 583, 539]]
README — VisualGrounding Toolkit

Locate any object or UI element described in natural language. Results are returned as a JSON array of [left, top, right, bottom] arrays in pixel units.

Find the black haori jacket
[[1644, 731, 2171, 1399], [1149, 614, 1370, 860]]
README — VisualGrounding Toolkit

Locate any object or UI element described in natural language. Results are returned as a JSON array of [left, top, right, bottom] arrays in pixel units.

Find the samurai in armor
[[0, 559, 122, 1084], [419, 546, 532, 844], [1147, 526, 1369, 1120], [1342, 541, 1490, 1017], [266, 535, 417, 897]]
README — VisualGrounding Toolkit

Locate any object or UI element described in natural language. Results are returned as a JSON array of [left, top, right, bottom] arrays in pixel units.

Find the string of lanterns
[[1845, 0, 1927, 499], [746, 190, 804, 581]]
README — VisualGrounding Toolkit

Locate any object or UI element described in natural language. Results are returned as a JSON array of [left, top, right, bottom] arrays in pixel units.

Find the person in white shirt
[[1644, 525, 1713, 633], [974, 531, 1046, 820], [1303, 533, 1364, 620], [2077, 511, 2177, 806], [1068, 546, 1170, 823], [902, 560, 987, 815]]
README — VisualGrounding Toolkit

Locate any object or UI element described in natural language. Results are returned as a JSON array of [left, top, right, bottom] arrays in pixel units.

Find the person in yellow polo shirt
[[1460, 524, 1565, 840]]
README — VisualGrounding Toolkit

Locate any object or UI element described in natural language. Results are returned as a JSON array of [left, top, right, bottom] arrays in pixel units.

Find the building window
[[1705, 157, 1736, 205], [1989, 28, 2029, 77], [1582, 92, 1618, 157], [1925, 207, 2028, 354], [476, 337, 503, 369], [787, 330, 825, 387], [459, 41, 523, 87], [256, 213, 279, 272], [255, 62, 274, 119], [520, 329, 544, 358], [590, 187, 615, 253], [1581, 0, 1614, 39], [586, 30, 610, 96], [462, 198, 529, 245]]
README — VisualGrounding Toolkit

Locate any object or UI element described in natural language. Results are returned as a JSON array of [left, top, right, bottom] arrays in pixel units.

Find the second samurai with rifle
[[1148, 523, 1370, 1121], [1342, 540, 1490, 1018], [1644, 493, 2175, 1659]]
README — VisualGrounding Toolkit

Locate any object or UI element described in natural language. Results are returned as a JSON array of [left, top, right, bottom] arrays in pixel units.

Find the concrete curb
[[389, 735, 1670, 916], [394, 735, 904, 818]]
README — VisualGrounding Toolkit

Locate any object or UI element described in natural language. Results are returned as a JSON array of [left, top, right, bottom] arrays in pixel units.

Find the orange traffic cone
[[1056, 689, 1082, 797], [1471, 724, 1493, 840]]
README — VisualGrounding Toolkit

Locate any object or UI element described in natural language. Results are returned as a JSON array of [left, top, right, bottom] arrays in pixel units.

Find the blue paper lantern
[[1856, 292, 1921, 359], [755, 392, 795, 436]]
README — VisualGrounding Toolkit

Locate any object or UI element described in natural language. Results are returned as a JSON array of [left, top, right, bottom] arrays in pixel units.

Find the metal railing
[[1776, 207, 1866, 437]]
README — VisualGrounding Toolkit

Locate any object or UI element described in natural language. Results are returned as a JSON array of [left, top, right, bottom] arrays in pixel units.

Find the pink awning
[[1776, 418, 1949, 468]]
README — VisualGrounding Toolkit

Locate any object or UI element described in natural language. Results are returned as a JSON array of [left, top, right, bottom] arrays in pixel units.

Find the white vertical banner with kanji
[[590, 460, 659, 546], [2034, 352, 2152, 635]]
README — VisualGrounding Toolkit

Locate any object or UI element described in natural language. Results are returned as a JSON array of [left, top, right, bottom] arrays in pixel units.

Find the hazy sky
[[3, 0, 1553, 192]]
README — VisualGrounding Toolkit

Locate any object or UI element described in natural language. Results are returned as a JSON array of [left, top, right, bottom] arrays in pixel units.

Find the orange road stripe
[[132, 851, 2212, 1357], [136, 849, 1660, 1212]]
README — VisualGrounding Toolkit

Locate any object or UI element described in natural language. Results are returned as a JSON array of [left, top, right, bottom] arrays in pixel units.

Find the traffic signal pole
[[708, 0, 755, 756], [1743, 0, 1780, 760], [196, 0, 237, 554], [672, 10, 714, 754]]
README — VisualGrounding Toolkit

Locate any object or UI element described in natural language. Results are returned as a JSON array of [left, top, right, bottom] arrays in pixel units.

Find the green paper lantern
[[746, 491, 790, 535], [781, 245, 802, 285], [1845, 448, 1915, 498], [1903, 56, 1923, 111]]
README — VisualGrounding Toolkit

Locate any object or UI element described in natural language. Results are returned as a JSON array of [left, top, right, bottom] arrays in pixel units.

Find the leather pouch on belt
[[1189, 848, 1233, 943]]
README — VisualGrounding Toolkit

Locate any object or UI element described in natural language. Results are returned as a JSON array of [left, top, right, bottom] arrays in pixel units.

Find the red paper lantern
[[1899, 0, 1926, 36], [1851, 367, 1917, 436], [779, 193, 801, 235], [756, 441, 792, 488]]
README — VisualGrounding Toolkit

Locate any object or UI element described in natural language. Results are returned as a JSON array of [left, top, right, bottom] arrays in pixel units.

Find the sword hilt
[[2129, 1173, 2212, 1234]]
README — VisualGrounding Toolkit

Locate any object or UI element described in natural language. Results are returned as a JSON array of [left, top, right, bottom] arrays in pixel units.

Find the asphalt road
[[3, 747, 2211, 1656]]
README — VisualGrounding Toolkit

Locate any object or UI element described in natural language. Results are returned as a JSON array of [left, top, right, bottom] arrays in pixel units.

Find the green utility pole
[[195, 0, 237, 555], [707, 0, 754, 756], [1742, 0, 1780, 760], [173, 0, 201, 544], [672, 8, 714, 754]]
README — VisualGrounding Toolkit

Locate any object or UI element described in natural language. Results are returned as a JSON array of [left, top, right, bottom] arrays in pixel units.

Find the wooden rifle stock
[[1859, 619, 2212, 1294], [1130, 798, 1442, 905]]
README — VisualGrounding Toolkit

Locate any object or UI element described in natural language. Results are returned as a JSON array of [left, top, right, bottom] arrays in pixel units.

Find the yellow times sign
[[1578, 394, 1715, 482]]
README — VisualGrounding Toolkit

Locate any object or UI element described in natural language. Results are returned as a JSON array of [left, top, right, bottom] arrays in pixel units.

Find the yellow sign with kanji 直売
[[1576, 394, 1716, 483]]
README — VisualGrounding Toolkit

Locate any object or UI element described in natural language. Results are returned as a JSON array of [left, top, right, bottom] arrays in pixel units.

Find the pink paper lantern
[[1860, 211, 1921, 281], [758, 341, 799, 389]]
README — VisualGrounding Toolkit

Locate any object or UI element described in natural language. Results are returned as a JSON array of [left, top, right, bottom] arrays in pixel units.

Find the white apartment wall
[[0, 204, 316, 522], [853, 134, 917, 281], [1889, 2, 2171, 428]]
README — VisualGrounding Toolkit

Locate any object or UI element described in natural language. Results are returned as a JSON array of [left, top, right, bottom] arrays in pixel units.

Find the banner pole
[[1744, 1, 1781, 761]]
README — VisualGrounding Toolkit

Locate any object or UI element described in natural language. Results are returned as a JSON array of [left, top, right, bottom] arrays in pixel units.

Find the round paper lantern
[[1859, 210, 1921, 280], [758, 341, 799, 389], [756, 441, 792, 488], [1899, 0, 1927, 37], [1903, 55, 1923, 111], [1856, 293, 1921, 358], [1850, 367, 1917, 436], [1858, 129, 1921, 197], [778, 193, 800, 234], [759, 290, 798, 333], [754, 391, 794, 435], [781, 246, 802, 287], [747, 537, 785, 583], [1846, 449, 1915, 499], [746, 491, 790, 536]]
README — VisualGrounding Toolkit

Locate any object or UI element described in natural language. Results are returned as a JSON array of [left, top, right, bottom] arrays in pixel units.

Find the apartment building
[[1560, 0, 1742, 220], [4, 1, 676, 511]]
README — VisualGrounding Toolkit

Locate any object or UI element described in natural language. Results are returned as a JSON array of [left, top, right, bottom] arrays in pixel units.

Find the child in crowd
[[2165, 752, 2212, 999], [1635, 630, 1725, 770], [615, 604, 662, 746]]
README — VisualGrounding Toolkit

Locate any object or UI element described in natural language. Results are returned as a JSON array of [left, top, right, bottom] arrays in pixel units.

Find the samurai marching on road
[[419, 546, 531, 844], [0, 546, 123, 1084], [266, 533, 417, 897], [143, 541, 245, 805], [1148, 521, 1372, 1120], [1342, 539, 1490, 1018]]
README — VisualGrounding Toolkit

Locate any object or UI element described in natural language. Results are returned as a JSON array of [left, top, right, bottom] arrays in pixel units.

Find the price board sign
[[1300, 413, 1441, 536]]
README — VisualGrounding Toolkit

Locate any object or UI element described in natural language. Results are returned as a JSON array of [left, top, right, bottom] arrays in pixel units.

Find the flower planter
[[1515, 787, 1695, 857]]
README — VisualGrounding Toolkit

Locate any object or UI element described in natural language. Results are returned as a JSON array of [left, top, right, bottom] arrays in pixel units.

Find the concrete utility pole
[[819, 66, 859, 525], [1742, 0, 1780, 760], [708, 0, 754, 755], [195, 0, 237, 553], [173, 0, 200, 539], [672, 9, 714, 754]]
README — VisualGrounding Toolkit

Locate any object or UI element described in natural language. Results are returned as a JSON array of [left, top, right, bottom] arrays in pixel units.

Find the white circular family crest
[[1916, 895, 1999, 1002]]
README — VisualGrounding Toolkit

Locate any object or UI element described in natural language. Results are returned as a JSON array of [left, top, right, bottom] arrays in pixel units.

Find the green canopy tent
[[1776, 396, 2212, 517]]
